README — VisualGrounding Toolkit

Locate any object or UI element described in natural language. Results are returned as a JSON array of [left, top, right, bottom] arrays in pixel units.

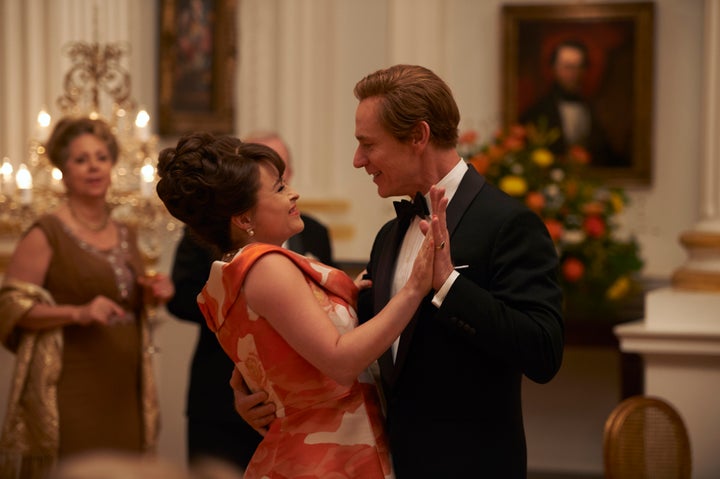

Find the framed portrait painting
[[158, 0, 236, 135], [501, 2, 655, 186]]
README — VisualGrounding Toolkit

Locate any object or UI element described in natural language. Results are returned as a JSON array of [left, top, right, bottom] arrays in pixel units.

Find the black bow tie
[[393, 191, 429, 223]]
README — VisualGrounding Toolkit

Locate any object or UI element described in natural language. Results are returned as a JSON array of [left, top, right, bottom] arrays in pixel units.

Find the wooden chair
[[603, 395, 691, 479]]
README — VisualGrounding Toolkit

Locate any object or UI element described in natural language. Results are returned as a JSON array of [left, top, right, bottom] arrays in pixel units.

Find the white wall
[[0, 0, 713, 475]]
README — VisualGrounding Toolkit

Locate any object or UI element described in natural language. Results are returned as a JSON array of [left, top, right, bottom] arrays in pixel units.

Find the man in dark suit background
[[234, 65, 564, 478], [166, 132, 335, 472]]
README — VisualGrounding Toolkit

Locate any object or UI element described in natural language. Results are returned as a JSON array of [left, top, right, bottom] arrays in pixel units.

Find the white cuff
[[431, 270, 460, 308]]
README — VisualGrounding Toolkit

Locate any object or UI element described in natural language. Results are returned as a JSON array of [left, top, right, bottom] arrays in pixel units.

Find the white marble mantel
[[616, 287, 720, 355]]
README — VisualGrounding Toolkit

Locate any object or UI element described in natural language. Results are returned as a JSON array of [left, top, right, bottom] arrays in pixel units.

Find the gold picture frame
[[158, 0, 236, 135], [502, 2, 655, 186]]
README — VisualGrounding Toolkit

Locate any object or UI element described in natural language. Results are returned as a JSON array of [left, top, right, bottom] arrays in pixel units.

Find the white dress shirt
[[389, 159, 467, 360]]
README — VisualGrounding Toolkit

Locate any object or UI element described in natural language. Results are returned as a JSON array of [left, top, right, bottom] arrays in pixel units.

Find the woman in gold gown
[[0, 117, 174, 469]]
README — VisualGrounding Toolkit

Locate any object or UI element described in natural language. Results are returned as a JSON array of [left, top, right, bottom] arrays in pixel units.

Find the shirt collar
[[425, 159, 467, 214]]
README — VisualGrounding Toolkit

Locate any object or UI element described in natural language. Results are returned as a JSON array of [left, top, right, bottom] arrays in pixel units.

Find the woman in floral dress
[[156, 132, 446, 478]]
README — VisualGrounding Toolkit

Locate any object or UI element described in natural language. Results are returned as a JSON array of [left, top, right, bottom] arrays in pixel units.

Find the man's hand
[[230, 367, 276, 436], [419, 185, 453, 290]]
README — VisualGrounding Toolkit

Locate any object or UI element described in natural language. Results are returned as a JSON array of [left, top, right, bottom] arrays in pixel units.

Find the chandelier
[[0, 38, 180, 268]]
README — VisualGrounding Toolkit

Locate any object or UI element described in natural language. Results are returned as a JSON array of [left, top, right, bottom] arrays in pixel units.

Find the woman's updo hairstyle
[[156, 132, 285, 253], [45, 116, 119, 170]]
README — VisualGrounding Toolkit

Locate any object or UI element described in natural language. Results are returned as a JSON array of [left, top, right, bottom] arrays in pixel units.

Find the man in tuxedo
[[167, 132, 334, 471], [233, 65, 564, 478]]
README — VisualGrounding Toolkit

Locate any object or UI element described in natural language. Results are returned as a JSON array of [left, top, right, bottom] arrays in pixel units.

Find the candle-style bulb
[[16, 163, 33, 205], [51, 167, 64, 193], [1, 158, 14, 195], [135, 109, 151, 142], [140, 162, 155, 197], [36, 108, 52, 142], [37, 109, 51, 128]]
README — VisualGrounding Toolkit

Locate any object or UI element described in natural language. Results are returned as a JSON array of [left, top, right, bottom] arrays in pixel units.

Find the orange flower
[[469, 153, 490, 175], [582, 201, 605, 215], [458, 130, 478, 145], [487, 144, 505, 160], [568, 145, 590, 165], [564, 179, 579, 199], [509, 124, 527, 140], [525, 191, 545, 213], [544, 218, 563, 241], [562, 257, 585, 282], [503, 136, 524, 152]]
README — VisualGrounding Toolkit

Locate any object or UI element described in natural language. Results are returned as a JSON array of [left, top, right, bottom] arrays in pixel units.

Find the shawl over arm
[[0, 276, 159, 459], [0, 279, 61, 456]]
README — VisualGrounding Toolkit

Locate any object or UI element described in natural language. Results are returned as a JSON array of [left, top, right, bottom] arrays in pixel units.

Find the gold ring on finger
[[436, 241, 446, 250]]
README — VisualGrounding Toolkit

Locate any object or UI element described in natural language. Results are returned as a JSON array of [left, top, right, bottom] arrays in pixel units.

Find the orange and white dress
[[198, 243, 393, 479]]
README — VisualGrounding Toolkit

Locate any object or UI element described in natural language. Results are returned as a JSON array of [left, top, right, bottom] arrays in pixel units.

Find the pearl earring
[[248, 228, 255, 237]]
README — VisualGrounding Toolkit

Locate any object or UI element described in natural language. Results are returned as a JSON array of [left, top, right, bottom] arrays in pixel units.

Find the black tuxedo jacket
[[358, 166, 564, 478], [166, 213, 335, 439]]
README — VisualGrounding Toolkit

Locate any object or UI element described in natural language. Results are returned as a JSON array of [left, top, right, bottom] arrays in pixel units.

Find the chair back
[[603, 395, 691, 479]]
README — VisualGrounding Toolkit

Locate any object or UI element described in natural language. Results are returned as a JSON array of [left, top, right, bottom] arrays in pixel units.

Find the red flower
[[583, 215, 606, 238], [562, 257, 585, 282], [582, 201, 605, 215]]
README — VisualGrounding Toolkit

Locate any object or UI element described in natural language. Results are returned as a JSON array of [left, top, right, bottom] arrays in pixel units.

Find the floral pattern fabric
[[199, 243, 393, 479]]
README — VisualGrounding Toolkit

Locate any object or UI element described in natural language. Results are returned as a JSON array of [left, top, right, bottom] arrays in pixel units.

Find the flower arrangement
[[457, 124, 644, 314]]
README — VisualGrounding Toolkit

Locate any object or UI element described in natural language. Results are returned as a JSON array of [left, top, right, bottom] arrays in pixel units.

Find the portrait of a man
[[502, 3, 654, 184], [520, 39, 627, 167]]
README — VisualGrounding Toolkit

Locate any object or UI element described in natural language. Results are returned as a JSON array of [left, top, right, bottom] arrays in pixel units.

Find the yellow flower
[[499, 175, 528, 196], [610, 192, 624, 213], [606, 276, 631, 300], [531, 148, 554, 168]]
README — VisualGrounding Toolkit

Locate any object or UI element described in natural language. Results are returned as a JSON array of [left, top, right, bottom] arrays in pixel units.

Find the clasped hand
[[418, 185, 452, 292]]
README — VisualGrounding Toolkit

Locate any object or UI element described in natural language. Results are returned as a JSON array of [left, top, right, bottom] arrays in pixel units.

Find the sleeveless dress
[[36, 214, 152, 457], [198, 243, 393, 479]]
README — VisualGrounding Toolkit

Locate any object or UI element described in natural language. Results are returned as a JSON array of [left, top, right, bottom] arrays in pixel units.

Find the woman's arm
[[4, 226, 125, 330], [244, 232, 434, 386]]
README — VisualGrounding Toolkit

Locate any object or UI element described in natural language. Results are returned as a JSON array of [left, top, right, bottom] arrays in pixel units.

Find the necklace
[[68, 202, 110, 232]]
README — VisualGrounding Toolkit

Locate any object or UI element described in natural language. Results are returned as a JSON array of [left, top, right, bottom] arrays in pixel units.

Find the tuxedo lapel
[[446, 165, 485, 236]]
